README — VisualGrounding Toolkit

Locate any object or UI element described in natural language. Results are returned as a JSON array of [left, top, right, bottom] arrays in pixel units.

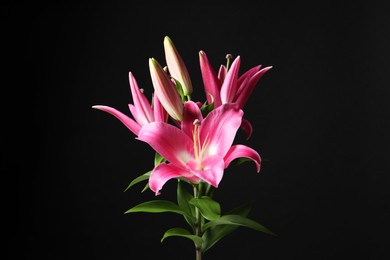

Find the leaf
[[161, 227, 203, 247], [200, 99, 214, 118], [124, 200, 187, 217], [230, 157, 251, 167], [154, 152, 165, 167], [202, 214, 276, 236], [172, 78, 186, 103], [177, 181, 196, 230], [201, 201, 253, 252], [189, 196, 221, 221], [141, 182, 150, 193], [123, 171, 151, 192]]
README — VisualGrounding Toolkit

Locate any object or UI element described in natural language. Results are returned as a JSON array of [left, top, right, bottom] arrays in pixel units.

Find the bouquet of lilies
[[93, 36, 275, 259]]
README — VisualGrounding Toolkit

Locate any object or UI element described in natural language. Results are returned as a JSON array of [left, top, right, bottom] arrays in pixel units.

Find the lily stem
[[193, 185, 202, 260]]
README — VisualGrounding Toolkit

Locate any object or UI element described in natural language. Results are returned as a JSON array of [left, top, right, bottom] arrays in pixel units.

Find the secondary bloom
[[137, 101, 261, 195], [92, 72, 167, 136], [199, 51, 272, 138]]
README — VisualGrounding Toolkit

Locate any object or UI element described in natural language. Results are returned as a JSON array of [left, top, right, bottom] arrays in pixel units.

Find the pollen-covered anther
[[193, 119, 201, 126], [139, 88, 144, 93]]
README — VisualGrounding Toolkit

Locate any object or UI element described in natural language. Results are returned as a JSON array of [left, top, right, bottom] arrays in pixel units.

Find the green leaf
[[172, 78, 186, 103], [123, 171, 151, 192], [189, 196, 221, 221], [141, 182, 150, 193], [154, 152, 166, 167], [124, 200, 187, 216], [161, 227, 203, 247], [230, 157, 251, 167], [202, 214, 276, 236], [201, 202, 253, 252], [200, 99, 214, 118], [177, 181, 196, 230]]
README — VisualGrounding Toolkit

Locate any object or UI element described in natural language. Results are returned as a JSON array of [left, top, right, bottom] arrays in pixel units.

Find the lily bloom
[[149, 57, 184, 122], [199, 51, 272, 138], [137, 101, 261, 195], [164, 36, 193, 96], [92, 72, 167, 136]]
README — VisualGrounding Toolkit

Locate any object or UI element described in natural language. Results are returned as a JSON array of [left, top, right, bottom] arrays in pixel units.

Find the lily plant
[[93, 36, 275, 260]]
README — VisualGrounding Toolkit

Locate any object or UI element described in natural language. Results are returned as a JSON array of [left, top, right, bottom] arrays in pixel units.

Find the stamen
[[139, 88, 144, 93], [226, 54, 233, 71], [193, 119, 201, 126]]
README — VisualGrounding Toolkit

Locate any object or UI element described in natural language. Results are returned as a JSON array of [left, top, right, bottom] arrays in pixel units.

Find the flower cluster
[[93, 36, 274, 259]]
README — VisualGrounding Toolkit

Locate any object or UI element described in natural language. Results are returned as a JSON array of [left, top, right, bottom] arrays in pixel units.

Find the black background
[[5, 1, 390, 259]]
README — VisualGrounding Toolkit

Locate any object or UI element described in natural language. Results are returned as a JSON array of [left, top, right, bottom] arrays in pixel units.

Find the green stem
[[205, 183, 212, 197], [193, 185, 202, 260]]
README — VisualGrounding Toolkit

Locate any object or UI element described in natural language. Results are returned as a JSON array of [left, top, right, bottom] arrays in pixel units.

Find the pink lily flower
[[164, 36, 193, 96], [199, 50, 272, 139], [149, 57, 184, 122], [137, 101, 261, 195], [92, 72, 167, 136]]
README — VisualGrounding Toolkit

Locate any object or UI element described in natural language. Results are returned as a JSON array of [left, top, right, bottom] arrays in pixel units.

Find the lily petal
[[152, 93, 168, 123], [181, 101, 203, 138], [199, 51, 222, 107], [224, 144, 261, 173], [218, 65, 227, 83], [200, 103, 243, 157], [220, 56, 241, 104], [240, 118, 253, 140], [92, 105, 141, 135], [128, 104, 146, 126], [187, 155, 224, 188], [235, 66, 272, 109], [149, 163, 199, 195], [137, 122, 194, 167], [237, 65, 262, 89], [129, 72, 154, 123]]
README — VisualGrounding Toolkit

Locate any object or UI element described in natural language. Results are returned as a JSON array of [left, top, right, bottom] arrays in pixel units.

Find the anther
[[193, 119, 201, 126]]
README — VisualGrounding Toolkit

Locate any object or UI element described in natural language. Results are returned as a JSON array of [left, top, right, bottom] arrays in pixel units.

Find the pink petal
[[152, 93, 168, 123], [128, 72, 154, 123], [240, 118, 253, 140], [224, 144, 261, 173], [200, 103, 243, 157], [218, 65, 227, 83], [237, 65, 262, 89], [199, 51, 222, 107], [92, 105, 141, 135], [137, 122, 194, 167], [128, 104, 146, 126], [234, 76, 249, 104], [181, 101, 203, 138], [149, 163, 199, 195], [187, 155, 224, 188], [235, 66, 272, 109], [220, 56, 241, 104]]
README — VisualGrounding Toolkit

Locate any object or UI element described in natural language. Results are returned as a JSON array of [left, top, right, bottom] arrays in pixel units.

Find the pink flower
[[199, 51, 272, 139], [92, 72, 167, 136], [149, 58, 184, 122], [137, 101, 261, 195]]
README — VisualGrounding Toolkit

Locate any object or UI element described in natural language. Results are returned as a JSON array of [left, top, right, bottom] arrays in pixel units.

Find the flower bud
[[164, 36, 193, 96], [149, 58, 183, 121]]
